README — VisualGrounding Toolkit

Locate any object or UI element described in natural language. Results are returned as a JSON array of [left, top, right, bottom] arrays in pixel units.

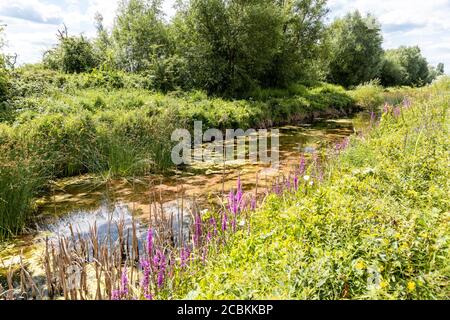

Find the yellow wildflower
[[407, 281, 416, 292], [355, 260, 365, 270]]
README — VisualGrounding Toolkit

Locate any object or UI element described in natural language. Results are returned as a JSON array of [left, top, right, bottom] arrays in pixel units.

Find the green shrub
[[350, 80, 384, 111]]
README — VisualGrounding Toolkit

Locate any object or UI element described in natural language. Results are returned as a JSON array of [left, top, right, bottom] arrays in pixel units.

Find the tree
[[380, 54, 407, 87], [264, 0, 329, 87], [326, 11, 383, 87], [380, 46, 429, 86], [93, 12, 113, 66], [112, 0, 169, 72], [427, 62, 445, 84], [437, 63, 444, 75], [0, 24, 9, 101], [171, 0, 328, 96], [172, 0, 283, 96], [44, 26, 99, 73]]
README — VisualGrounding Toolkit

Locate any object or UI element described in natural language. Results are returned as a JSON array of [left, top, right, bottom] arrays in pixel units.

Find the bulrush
[[147, 228, 153, 259]]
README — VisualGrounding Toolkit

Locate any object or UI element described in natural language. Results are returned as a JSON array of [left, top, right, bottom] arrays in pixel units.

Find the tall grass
[[0, 144, 44, 240]]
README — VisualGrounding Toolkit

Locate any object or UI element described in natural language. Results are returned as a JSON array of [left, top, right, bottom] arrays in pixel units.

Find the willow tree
[[112, 0, 170, 72], [171, 0, 329, 96], [327, 11, 383, 87]]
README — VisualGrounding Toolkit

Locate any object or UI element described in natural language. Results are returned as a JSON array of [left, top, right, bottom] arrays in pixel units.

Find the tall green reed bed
[[0, 140, 46, 240]]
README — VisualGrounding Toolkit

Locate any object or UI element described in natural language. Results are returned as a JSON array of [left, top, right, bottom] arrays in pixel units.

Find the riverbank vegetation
[[2, 77, 447, 300], [167, 78, 450, 299], [0, 0, 448, 299]]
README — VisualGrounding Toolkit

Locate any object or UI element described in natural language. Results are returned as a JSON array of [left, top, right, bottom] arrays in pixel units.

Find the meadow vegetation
[[169, 77, 450, 299]]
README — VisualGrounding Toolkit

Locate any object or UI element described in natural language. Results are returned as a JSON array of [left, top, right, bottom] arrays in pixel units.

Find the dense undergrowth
[[0, 66, 364, 239], [168, 77, 450, 299]]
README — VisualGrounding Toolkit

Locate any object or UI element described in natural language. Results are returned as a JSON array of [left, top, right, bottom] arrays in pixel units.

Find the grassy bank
[[170, 77, 450, 299], [0, 66, 363, 239]]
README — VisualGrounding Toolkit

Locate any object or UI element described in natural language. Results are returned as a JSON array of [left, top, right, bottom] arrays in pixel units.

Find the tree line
[[3, 0, 447, 98]]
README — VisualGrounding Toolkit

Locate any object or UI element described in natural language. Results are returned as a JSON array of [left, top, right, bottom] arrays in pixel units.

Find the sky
[[0, 0, 449, 74]]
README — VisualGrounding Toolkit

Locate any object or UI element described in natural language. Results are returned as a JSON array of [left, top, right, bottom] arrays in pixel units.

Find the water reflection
[[31, 114, 367, 244]]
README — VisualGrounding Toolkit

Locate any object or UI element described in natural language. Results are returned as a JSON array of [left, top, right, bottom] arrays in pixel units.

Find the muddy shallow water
[[0, 113, 369, 274]]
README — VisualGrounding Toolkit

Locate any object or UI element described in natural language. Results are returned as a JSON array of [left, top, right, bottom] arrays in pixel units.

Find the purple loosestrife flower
[[393, 106, 401, 118], [111, 290, 120, 300], [120, 267, 129, 297], [228, 190, 235, 214], [231, 217, 236, 232], [140, 259, 151, 298], [370, 111, 376, 125], [285, 176, 291, 190], [250, 197, 256, 210], [383, 103, 390, 114], [157, 271, 164, 288], [221, 212, 228, 232], [299, 155, 306, 176], [235, 176, 243, 207], [201, 247, 208, 263], [232, 200, 238, 216], [210, 217, 217, 236], [239, 196, 247, 212], [153, 249, 166, 288], [180, 246, 191, 268], [193, 213, 202, 247], [403, 97, 411, 109], [293, 174, 299, 191], [145, 293, 153, 300]]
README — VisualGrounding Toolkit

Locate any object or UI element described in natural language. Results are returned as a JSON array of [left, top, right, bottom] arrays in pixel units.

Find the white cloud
[[0, 0, 64, 25], [1, 0, 448, 74]]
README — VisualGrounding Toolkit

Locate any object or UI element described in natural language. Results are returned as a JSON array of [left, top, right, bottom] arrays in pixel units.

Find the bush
[[350, 80, 384, 111], [44, 34, 99, 73]]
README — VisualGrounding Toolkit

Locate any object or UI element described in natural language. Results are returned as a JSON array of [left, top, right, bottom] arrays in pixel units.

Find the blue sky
[[0, 0, 449, 74]]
